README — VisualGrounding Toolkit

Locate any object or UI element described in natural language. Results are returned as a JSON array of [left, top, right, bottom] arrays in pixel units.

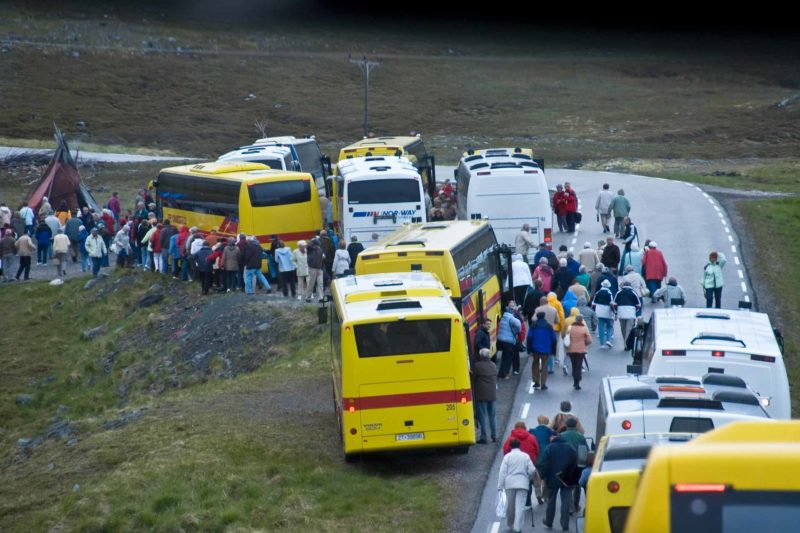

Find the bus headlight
[[760, 397, 771, 407]]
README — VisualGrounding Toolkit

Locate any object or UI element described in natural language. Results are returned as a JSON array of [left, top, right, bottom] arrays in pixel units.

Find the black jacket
[[552, 267, 576, 296], [242, 241, 263, 270], [347, 242, 365, 266], [195, 245, 213, 272], [474, 326, 491, 356], [536, 436, 578, 488], [159, 224, 177, 249]]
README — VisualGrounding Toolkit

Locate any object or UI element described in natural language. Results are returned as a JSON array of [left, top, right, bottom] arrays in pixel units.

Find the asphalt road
[[469, 169, 750, 533]]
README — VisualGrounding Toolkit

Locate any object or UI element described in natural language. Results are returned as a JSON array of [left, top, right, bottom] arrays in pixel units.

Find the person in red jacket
[[503, 420, 541, 508], [642, 241, 668, 303], [552, 184, 568, 232], [563, 182, 579, 233]]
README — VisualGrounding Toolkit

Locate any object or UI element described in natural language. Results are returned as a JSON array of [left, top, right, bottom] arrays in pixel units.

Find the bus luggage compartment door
[[358, 379, 460, 441]]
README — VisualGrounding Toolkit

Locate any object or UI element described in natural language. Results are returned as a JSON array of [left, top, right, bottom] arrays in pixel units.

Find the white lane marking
[[490, 522, 500, 533], [703, 192, 711, 198], [741, 282, 748, 293], [520, 402, 530, 419], [745, 295, 751, 303], [721, 218, 727, 225], [734, 256, 740, 265], [725, 227, 730, 234], [728, 235, 734, 242], [738, 270, 744, 279], [731, 245, 737, 253], [714, 205, 721, 212], [528, 382, 536, 394]]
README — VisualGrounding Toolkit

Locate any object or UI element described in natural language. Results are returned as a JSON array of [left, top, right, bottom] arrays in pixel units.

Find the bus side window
[[643, 317, 656, 370]]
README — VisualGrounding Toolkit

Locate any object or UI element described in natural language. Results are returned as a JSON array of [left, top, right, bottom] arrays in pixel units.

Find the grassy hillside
[[0, 271, 455, 531]]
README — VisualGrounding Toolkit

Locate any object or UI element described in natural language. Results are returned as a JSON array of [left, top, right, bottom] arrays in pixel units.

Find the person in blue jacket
[[527, 311, 558, 390], [34, 221, 52, 265]]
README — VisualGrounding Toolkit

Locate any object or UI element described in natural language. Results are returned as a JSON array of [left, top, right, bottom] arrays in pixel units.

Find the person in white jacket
[[497, 438, 536, 533], [332, 240, 351, 278], [594, 183, 614, 233], [84, 227, 107, 278]]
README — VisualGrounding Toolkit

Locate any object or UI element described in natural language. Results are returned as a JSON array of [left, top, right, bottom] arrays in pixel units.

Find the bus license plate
[[396, 432, 424, 442]]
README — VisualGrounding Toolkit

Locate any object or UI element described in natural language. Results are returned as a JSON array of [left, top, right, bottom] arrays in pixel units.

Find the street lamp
[[349, 55, 382, 138]]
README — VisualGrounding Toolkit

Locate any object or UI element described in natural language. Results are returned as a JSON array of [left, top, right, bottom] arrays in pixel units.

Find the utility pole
[[349, 55, 382, 138]]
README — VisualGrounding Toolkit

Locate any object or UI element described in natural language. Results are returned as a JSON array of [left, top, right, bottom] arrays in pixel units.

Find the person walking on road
[[565, 315, 592, 390], [498, 438, 536, 533], [537, 431, 578, 531], [552, 184, 568, 233], [593, 280, 615, 348], [497, 303, 522, 380], [563, 182, 579, 233], [530, 416, 557, 505], [600, 236, 621, 275], [607, 189, 631, 238], [618, 216, 639, 272], [642, 241, 668, 301], [614, 281, 642, 343], [512, 253, 533, 306], [305, 237, 325, 302], [473, 348, 498, 444], [533, 257, 555, 293], [528, 311, 557, 390], [14, 231, 36, 281], [503, 421, 541, 508], [702, 251, 726, 308], [595, 183, 614, 233], [578, 241, 600, 272], [515, 223, 537, 263]]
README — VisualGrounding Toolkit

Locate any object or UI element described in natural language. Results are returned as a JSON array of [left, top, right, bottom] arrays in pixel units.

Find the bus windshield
[[248, 180, 311, 207], [347, 179, 421, 204], [354, 319, 451, 357]]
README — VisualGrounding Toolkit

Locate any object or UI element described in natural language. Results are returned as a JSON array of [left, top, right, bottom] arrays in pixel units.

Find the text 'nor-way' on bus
[[330, 155, 427, 244], [455, 147, 552, 260]]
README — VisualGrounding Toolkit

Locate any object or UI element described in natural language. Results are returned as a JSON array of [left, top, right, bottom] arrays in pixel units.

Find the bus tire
[[344, 451, 360, 463], [452, 446, 470, 455]]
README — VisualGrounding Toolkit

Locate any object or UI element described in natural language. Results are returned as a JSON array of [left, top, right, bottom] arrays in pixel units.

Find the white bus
[[218, 144, 297, 172], [252, 135, 330, 190], [637, 308, 790, 419], [597, 374, 772, 440], [455, 148, 552, 254], [332, 156, 427, 242]]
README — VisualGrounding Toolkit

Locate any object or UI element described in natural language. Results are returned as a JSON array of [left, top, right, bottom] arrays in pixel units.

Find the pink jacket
[[567, 323, 592, 353]]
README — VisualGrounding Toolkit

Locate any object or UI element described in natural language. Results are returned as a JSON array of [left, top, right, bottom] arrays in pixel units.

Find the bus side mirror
[[626, 364, 642, 375]]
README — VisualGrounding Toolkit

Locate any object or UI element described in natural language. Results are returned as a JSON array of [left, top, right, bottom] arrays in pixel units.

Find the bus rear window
[[671, 489, 800, 532], [347, 179, 421, 204], [669, 417, 714, 433], [354, 319, 451, 357], [248, 180, 310, 207]]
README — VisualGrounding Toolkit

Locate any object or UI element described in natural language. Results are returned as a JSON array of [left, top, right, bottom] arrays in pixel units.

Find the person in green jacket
[[607, 189, 631, 238], [559, 417, 589, 513], [702, 251, 726, 308]]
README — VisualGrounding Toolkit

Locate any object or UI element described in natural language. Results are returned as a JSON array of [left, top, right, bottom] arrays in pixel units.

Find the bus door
[[493, 244, 514, 308]]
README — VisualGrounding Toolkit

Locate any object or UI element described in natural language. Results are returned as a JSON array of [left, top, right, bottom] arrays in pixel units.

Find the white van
[[333, 156, 426, 242], [639, 308, 790, 419], [454, 148, 551, 256], [597, 374, 772, 441]]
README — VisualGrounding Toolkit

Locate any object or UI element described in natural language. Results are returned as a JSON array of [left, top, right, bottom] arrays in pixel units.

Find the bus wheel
[[344, 451, 360, 463], [452, 446, 470, 455]]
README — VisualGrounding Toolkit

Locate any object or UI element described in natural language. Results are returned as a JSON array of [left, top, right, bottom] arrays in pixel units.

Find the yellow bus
[[624, 420, 800, 533], [154, 162, 322, 250], [329, 271, 475, 459], [582, 433, 696, 533], [354, 220, 510, 357]]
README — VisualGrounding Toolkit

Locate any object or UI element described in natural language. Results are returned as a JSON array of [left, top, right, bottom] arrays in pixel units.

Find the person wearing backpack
[[702, 251, 726, 308]]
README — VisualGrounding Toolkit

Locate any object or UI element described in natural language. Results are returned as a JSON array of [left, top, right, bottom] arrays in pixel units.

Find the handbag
[[495, 489, 507, 519], [563, 325, 572, 348]]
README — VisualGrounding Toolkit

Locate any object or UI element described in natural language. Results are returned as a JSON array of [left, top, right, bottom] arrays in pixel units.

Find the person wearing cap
[[85, 227, 107, 278], [593, 279, 616, 348], [578, 241, 599, 271], [497, 302, 522, 380], [642, 241, 668, 303], [702, 251, 727, 308], [565, 315, 592, 390]]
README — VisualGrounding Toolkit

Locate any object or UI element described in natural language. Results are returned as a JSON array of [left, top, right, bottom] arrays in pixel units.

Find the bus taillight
[[544, 228, 552, 243], [673, 483, 727, 493]]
